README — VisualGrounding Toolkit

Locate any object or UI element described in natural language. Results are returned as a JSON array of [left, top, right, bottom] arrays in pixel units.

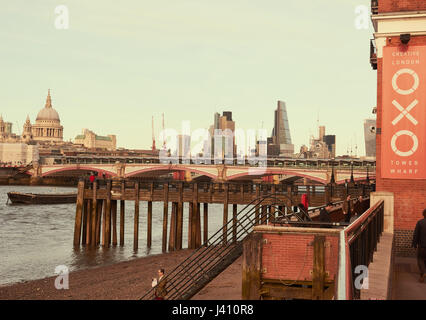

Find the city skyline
[[1, 0, 376, 156]]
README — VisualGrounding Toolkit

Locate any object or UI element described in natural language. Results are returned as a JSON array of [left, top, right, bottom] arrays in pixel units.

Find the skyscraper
[[270, 100, 294, 156]]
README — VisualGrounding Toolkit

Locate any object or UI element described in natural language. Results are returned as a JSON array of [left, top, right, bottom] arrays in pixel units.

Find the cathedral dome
[[36, 90, 60, 122], [36, 107, 60, 122]]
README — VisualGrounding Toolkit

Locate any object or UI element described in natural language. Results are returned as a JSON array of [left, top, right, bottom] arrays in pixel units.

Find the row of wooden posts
[[73, 179, 371, 252]]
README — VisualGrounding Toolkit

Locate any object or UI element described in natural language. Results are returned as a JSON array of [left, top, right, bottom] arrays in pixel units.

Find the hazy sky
[[0, 0, 376, 156]]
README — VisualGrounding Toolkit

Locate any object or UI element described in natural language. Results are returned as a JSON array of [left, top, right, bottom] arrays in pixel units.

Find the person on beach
[[412, 209, 426, 283], [152, 268, 167, 300], [342, 195, 352, 223]]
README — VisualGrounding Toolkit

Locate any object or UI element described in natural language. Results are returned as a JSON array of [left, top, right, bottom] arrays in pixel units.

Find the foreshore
[[0, 249, 242, 300]]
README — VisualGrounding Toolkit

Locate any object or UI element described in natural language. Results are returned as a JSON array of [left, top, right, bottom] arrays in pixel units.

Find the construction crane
[[151, 116, 156, 151], [162, 113, 166, 150]]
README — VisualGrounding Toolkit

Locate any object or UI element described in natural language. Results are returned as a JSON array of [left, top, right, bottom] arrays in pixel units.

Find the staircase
[[140, 194, 296, 300]]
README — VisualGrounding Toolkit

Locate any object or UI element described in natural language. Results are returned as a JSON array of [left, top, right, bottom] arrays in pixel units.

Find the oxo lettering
[[390, 68, 419, 157]]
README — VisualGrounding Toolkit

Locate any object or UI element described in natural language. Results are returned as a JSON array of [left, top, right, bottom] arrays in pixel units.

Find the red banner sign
[[382, 46, 426, 179]]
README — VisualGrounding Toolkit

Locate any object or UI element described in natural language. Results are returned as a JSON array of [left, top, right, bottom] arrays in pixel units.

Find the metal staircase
[[140, 194, 299, 300]]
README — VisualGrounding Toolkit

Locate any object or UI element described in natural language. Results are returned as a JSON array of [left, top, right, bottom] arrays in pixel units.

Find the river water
[[0, 185, 228, 286]]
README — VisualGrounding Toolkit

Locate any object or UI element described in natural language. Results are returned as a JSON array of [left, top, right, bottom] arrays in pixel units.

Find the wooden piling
[[81, 199, 88, 245], [73, 180, 85, 247], [91, 181, 98, 247], [255, 184, 260, 225], [233, 204, 237, 243], [147, 201, 152, 248], [120, 180, 125, 247], [112, 200, 118, 246], [203, 203, 208, 244], [101, 199, 107, 246], [85, 199, 92, 245], [96, 199, 103, 245], [169, 202, 177, 251], [134, 182, 140, 251], [312, 236, 326, 300], [242, 233, 263, 300], [162, 183, 169, 252], [223, 183, 229, 244], [176, 183, 183, 250], [105, 180, 112, 247], [196, 202, 201, 248]]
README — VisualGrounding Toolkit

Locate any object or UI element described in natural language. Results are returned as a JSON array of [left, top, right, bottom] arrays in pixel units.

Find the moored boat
[[7, 192, 77, 205]]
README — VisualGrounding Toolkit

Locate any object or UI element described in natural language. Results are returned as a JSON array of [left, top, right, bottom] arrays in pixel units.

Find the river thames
[[0, 185, 228, 286]]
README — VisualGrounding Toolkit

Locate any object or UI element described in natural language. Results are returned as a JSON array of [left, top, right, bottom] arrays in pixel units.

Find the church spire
[[45, 89, 52, 108]]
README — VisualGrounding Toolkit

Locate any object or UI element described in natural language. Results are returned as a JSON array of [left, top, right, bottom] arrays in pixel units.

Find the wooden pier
[[73, 179, 371, 251]]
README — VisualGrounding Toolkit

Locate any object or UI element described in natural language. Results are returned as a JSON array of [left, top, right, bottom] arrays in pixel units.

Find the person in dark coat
[[412, 209, 426, 283], [319, 202, 333, 227]]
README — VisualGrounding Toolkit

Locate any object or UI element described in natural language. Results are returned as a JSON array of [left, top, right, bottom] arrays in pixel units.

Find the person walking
[[412, 209, 426, 283], [152, 268, 168, 300], [342, 195, 352, 223]]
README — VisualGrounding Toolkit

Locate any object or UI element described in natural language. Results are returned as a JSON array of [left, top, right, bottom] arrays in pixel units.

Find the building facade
[[371, 0, 426, 255], [74, 129, 117, 151], [31, 90, 64, 143]]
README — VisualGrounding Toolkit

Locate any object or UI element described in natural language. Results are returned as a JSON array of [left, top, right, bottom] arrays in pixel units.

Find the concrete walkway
[[392, 256, 426, 300], [360, 232, 394, 300]]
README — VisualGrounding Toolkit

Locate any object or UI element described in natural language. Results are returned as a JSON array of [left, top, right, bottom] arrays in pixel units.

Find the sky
[[0, 0, 376, 156]]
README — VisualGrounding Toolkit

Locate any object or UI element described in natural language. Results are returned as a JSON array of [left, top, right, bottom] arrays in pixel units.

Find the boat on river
[[7, 192, 77, 205]]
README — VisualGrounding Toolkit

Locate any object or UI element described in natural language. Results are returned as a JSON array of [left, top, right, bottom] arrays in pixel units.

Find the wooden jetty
[[73, 178, 372, 251]]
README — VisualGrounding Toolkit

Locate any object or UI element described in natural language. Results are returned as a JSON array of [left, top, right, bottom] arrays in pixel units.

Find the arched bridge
[[30, 161, 375, 185]]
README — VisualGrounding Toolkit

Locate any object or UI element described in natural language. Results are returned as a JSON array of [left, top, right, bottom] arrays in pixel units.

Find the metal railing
[[139, 193, 299, 300], [346, 200, 384, 299]]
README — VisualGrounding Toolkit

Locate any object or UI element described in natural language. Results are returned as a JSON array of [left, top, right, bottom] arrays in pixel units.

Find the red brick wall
[[261, 233, 339, 282], [379, 0, 426, 13], [376, 36, 426, 232]]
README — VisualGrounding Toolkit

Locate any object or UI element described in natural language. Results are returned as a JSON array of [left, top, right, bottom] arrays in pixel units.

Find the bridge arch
[[226, 169, 327, 184], [41, 166, 117, 177], [124, 165, 218, 180]]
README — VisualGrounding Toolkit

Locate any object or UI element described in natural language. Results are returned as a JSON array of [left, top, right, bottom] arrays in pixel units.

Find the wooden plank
[[312, 235, 326, 300], [85, 199, 92, 245], [134, 182, 140, 251], [147, 201, 152, 248], [101, 199, 107, 246], [162, 183, 169, 252], [73, 180, 85, 247], [242, 232, 263, 300]]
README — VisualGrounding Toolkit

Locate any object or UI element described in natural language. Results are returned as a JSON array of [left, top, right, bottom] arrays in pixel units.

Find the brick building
[[371, 0, 426, 255]]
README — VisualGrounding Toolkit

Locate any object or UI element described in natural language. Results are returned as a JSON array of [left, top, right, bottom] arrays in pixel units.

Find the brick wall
[[261, 233, 339, 282], [376, 35, 426, 255], [379, 0, 426, 13]]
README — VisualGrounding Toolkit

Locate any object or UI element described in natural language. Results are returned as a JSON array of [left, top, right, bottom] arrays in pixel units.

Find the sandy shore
[[0, 249, 242, 300]]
